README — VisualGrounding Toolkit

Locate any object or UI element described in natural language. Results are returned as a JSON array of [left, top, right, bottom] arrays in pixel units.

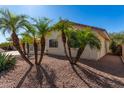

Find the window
[[49, 39, 58, 48]]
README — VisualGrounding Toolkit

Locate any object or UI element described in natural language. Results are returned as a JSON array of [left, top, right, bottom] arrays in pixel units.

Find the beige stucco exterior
[[45, 30, 110, 60], [28, 21, 110, 60]]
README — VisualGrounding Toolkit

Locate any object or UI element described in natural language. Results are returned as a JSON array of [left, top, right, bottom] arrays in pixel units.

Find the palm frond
[[66, 27, 101, 50], [0, 8, 29, 36]]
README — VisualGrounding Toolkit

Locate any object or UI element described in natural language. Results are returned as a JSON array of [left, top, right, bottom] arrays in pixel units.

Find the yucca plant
[[0, 53, 16, 72]]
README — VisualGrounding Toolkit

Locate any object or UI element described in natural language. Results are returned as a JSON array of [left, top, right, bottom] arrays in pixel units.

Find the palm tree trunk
[[11, 32, 33, 66], [62, 31, 72, 64], [22, 42, 26, 55], [33, 38, 38, 64], [26, 42, 30, 58], [74, 47, 84, 64], [67, 40, 73, 63], [38, 36, 45, 64]]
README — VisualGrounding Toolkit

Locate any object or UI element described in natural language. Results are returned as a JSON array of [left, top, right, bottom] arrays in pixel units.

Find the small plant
[[0, 53, 16, 72], [109, 40, 117, 54], [0, 42, 13, 50], [109, 40, 122, 55]]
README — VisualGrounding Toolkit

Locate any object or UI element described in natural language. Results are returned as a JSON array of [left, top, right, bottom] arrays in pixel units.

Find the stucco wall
[[45, 31, 109, 60], [81, 45, 99, 60], [98, 35, 106, 58], [45, 31, 65, 56], [106, 40, 110, 53], [91, 31, 104, 59]]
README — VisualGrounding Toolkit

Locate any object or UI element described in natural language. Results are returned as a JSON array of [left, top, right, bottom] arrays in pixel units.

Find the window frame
[[49, 39, 58, 48]]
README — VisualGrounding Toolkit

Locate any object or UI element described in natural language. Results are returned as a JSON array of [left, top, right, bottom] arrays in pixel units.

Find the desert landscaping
[[0, 6, 124, 88], [0, 51, 124, 88]]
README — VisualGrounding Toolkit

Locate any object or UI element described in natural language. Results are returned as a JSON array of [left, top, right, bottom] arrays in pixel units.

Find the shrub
[[109, 40, 122, 56], [0, 42, 13, 51], [115, 45, 122, 56], [109, 40, 117, 54], [0, 53, 16, 72]]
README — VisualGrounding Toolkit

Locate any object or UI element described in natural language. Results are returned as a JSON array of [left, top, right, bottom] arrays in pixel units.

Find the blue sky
[[0, 5, 124, 43]]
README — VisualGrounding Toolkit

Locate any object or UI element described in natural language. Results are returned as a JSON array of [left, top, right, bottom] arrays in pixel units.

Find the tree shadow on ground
[[16, 65, 33, 88], [47, 54, 67, 60], [16, 64, 57, 88], [70, 64, 92, 88], [39, 65, 57, 88], [79, 56, 124, 77], [47, 54, 124, 77], [71, 64, 124, 88]]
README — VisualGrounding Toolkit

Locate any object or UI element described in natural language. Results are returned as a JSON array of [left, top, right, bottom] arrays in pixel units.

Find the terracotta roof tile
[[60, 20, 110, 40]]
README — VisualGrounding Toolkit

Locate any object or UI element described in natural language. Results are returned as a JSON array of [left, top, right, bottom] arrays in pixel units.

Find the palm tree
[[0, 9, 33, 66], [24, 18, 51, 86], [33, 18, 51, 64], [65, 27, 101, 64], [53, 19, 101, 64], [52, 19, 74, 63], [20, 39, 26, 55], [24, 17, 51, 65], [24, 23, 39, 64], [20, 32, 33, 57], [73, 28, 101, 63]]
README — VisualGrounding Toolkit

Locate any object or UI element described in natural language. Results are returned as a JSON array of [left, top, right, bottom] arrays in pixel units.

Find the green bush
[[109, 40, 122, 55], [0, 53, 16, 72], [69, 32, 80, 48], [0, 42, 13, 47], [109, 40, 117, 53], [0, 42, 13, 50]]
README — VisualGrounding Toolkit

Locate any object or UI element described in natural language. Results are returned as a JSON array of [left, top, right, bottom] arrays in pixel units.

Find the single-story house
[[45, 21, 111, 60]]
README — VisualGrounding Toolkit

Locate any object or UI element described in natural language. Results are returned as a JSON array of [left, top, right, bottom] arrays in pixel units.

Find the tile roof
[[60, 20, 110, 40]]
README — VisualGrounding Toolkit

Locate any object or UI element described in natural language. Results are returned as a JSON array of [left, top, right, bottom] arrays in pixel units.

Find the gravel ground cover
[[0, 54, 124, 88]]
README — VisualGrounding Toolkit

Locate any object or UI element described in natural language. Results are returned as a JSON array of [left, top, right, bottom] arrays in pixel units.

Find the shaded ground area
[[0, 53, 124, 88], [79, 54, 124, 77], [48, 54, 124, 77]]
